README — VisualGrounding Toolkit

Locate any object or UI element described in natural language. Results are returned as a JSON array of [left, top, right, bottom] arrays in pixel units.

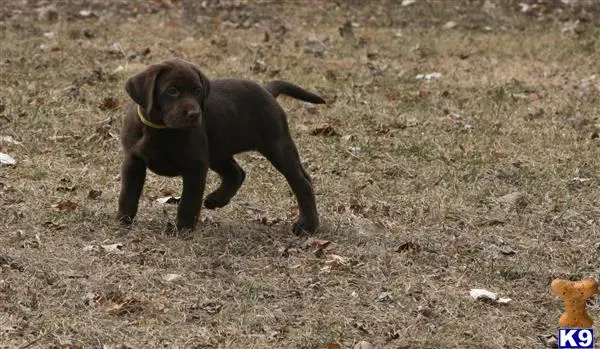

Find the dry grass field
[[2, 0, 600, 348]]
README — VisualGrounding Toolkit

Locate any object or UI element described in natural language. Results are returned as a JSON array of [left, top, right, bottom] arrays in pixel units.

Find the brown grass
[[2, 0, 600, 348]]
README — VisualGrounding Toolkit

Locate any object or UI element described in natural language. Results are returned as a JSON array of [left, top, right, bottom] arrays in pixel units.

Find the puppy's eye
[[166, 86, 179, 97], [194, 88, 204, 97]]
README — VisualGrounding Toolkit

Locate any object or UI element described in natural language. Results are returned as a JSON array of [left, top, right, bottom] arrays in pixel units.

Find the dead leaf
[[572, 177, 591, 183], [83, 289, 143, 315], [342, 134, 355, 142], [49, 341, 82, 349], [386, 89, 400, 101], [43, 31, 57, 39], [326, 342, 342, 349], [101, 243, 124, 254], [311, 125, 340, 137], [250, 59, 267, 74], [353, 341, 374, 349], [88, 189, 102, 199], [201, 301, 223, 315], [321, 254, 351, 272], [84, 243, 123, 254], [95, 124, 115, 140], [417, 305, 434, 317], [497, 192, 527, 208], [491, 149, 509, 159], [386, 328, 401, 341], [99, 96, 120, 111], [301, 238, 332, 250], [353, 321, 371, 334], [347, 146, 361, 157], [100, 296, 142, 315], [0, 152, 17, 165], [301, 238, 333, 257], [106, 43, 125, 57], [538, 334, 558, 348], [159, 188, 175, 196], [366, 62, 388, 76], [415, 72, 442, 80], [377, 292, 394, 303], [156, 196, 181, 204], [500, 246, 516, 255], [469, 288, 511, 304], [100, 344, 135, 349], [163, 273, 183, 282], [83, 245, 99, 253], [43, 221, 66, 230], [396, 241, 421, 252], [56, 184, 77, 192], [0, 136, 22, 146], [52, 200, 77, 211], [78, 9, 96, 18], [405, 117, 419, 127], [443, 21, 457, 29], [256, 216, 281, 226], [278, 246, 300, 258]]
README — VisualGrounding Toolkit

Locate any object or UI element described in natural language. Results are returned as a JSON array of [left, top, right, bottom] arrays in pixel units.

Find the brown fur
[[118, 57, 324, 235]]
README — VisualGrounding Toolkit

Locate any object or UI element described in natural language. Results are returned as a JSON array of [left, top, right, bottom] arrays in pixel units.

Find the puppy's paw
[[166, 222, 194, 239], [204, 192, 230, 209], [117, 214, 134, 226], [292, 216, 319, 236], [165, 222, 177, 235]]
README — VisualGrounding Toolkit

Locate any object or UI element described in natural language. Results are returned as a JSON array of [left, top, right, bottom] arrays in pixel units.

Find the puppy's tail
[[265, 80, 326, 104]]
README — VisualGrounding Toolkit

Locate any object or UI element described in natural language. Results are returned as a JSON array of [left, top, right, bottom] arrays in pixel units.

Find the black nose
[[186, 110, 200, 119]]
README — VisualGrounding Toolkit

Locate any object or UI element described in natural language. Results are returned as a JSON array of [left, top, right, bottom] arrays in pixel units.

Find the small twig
[[18, 332, 50, 349], [346, 150, 359, 159]]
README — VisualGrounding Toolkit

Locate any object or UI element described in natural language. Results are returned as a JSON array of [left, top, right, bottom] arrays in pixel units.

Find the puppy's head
[[125, 58, 211, 129]]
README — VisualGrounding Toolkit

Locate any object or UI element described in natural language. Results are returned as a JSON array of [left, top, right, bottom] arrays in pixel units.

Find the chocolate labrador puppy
[[118, 57, 325, 235]]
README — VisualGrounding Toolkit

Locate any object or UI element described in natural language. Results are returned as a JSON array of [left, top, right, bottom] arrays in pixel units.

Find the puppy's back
[[204, 79, 287, 155]]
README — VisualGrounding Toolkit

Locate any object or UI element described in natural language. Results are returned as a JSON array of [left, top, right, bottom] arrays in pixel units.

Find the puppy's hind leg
[[261, 138, 319, 235], [204, 158, 246, 209]]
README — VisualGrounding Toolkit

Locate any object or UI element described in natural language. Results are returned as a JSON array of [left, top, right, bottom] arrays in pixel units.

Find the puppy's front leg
[[176, 164, 208, 232], [118, 154, 147, 225]]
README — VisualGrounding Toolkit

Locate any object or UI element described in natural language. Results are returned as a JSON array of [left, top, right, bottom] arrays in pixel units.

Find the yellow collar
[[137, 105, 167, 129]]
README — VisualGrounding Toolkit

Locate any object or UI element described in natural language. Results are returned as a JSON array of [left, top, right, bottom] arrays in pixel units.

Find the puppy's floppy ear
[[124, 63, 165, 115], [193, 66, 211, 101]]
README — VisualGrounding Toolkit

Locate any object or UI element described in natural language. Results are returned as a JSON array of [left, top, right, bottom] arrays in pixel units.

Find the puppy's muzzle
[[186, 109, 201, 121]]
